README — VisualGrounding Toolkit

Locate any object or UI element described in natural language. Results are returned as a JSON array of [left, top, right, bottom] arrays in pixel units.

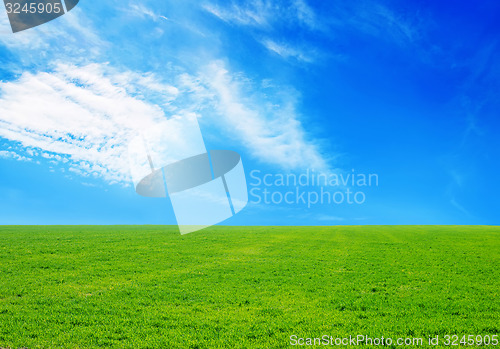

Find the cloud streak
[[202, 1, 272, 28], [260, 39, 314, 62], [184, 61, 329, 171]]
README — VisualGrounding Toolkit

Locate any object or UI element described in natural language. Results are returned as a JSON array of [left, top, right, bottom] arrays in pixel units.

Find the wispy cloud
[[0, 8, 106, 55], [260, 39, 314, 63], [356, 3, 420, 44], [182, 61, 329, 171], [122, 2, 210, 39], [291, 0, 323, 31], [316, 214, 345, 222], [202, 0, 325, 63], [326, 2, 422, 47], [202, 0, 323, 31], [125, 2, 171, 23], [128, 3, 158, 20], [450, 198, 472, 217], [202, 1, 272, 28]]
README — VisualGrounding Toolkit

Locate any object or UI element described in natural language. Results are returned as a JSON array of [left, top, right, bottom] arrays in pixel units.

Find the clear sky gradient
[[0, 0, 498, 225]]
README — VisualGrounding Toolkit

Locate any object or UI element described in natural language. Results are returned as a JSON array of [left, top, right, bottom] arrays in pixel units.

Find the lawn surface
[[0, 225, 498, 348]]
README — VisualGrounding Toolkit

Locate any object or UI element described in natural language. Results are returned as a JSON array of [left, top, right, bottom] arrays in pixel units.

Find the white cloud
[[0, 63, 179, 184], [0, 150, 32, 162], [0, 61, 331, 185]]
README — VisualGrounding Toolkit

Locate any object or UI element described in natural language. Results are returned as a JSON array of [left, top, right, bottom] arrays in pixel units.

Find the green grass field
[[0, 225, 498, 348]]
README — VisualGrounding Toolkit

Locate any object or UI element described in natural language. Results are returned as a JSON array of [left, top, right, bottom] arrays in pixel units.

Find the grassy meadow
[[0, 225, 498, 348]]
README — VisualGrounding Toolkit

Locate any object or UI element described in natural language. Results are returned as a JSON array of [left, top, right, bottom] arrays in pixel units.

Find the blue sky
[[0, 0, 499, 226]]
